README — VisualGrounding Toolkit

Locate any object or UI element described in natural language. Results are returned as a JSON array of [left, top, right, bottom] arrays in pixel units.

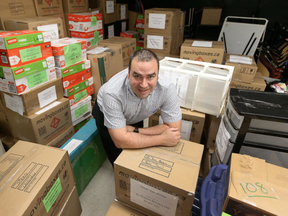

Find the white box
[[70, 95, 92, 126]]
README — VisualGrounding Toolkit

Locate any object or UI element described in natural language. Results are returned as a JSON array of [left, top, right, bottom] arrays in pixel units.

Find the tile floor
[[79, 159, 115, 216]]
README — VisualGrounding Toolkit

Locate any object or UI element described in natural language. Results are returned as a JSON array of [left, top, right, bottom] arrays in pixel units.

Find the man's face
[[128, 58, 159, 99]]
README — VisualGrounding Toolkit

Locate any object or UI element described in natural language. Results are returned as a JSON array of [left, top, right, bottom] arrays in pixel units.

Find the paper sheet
[[192, 41, 212, 47], [148, 13, 166, 29]]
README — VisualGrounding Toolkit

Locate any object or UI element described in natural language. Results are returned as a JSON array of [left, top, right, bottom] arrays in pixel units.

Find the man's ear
[[127, 69, 130, 78]]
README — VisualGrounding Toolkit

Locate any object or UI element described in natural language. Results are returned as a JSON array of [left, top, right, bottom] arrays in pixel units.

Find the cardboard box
[[87, 44, 124, 98], [46, 125, 75, 147], [67, 84, 94, 106], [144, 8, 181, 35], [200, 7, 222, 25], [72, 36, 103, 48], [144, 33, 179, 56], [68, 12, 103, 32], [0, 42, 53, 67], [70, 95, 92, 126], [149, 108, 205, 144], [0, 67, 57, 95], [0, 30, 50, 50], [97, 36, 136, 67], [4, 17, 65, 39], [225, 54, 258, 83], [61, 118, 106, 195], [62, 68, 91, 89], [106, 201, 147, 216], [180, 39, 225, 64], [33, 0, 64, 16], [70, 29, 104, 38], [223, 153, 288, 215], [176, 11, 186, 49], [39, 13, 69, 38], [56, 59, 90, 78], [3, 97, 73, 145], [116, 4, 128, 21], [51, 38, 87, 68], [114, 140, 203, 216], [120, 30, 140, 40], [63, 76, 93, 97], [98, 0, 117, 25], [58, 186, 82, 216], [0, 56, 55, 80], [0, 0, 37, 30], [229, 72, 266, 91], [128, 11, 143, 31], [62, 0, 88, 13], [0, 140, 76, 216], [202, 113, 222, 150], [0, 78, 63, 116]]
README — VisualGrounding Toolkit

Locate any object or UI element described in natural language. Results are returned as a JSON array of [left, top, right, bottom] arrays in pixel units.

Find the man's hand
[[161, 128, 181, 147]]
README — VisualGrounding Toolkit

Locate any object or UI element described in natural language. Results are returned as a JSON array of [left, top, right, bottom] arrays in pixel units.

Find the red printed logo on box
[[195, 56, 205, 62], [75, 0, 82, 5], [69, 88, 74, 93], [16, 84, 27, 94], [45, 0, 53, 6], [7, 38, 17, 45], [14, 68, 24, 75], [127, 48, 132, 57], [63, 69, 69, 74], [51, 117, 60, 128]]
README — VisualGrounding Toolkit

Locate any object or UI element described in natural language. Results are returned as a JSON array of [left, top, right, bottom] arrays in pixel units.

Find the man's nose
[[140, 78, 148, 88]]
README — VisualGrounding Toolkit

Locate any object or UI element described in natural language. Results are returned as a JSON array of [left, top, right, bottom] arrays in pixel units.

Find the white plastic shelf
[[159, 57, 234, 116]]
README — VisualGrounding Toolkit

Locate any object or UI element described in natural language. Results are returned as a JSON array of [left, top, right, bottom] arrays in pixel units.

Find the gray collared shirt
[[97, 68, 182, 129]]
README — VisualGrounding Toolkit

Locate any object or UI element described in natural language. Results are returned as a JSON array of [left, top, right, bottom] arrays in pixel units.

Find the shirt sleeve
[[102, 93, 127, 129], [160, 84, 182, 123]]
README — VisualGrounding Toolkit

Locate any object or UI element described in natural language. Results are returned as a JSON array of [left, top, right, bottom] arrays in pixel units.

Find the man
[[92, 49, 182, 166]]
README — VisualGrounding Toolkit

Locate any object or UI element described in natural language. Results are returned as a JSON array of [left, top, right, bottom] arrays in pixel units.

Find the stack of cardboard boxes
[[68, 12, 104, 48], [0, 140, 82, 216], [51, 38, 94, 128], [115, 3, 129, 36], [0, 30, 74, 148], [136, 14, 145, 50], [225, 53, 266, 91], [144, 8, 181, 56]]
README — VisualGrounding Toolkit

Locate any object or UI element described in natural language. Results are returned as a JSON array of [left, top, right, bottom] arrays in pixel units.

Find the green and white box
[[55, 60, 90, 78], [0, 56, 55, 80], [64, 77, 93, 97], [0, 67, 57, 94], [70, 95, 92, 126]]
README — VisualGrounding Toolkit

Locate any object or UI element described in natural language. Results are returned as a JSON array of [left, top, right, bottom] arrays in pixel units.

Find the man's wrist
[[134, 127, 139, 133]]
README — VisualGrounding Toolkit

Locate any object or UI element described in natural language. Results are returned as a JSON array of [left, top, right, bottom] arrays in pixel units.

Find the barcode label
[[38, 126, 47, 136], [1, 56, 8, 64], [8, 84, 17, 93]]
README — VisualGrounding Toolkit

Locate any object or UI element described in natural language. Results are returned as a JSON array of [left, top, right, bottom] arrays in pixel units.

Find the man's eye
[[149, 76, 155, 79]]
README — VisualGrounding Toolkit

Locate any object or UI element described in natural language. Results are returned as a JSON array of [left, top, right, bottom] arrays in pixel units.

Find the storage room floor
[[79, 158, 115, 216]]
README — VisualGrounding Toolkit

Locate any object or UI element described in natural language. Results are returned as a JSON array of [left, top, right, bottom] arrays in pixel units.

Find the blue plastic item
[[200, 165, 228, 216], [61, 118, 99, 161]]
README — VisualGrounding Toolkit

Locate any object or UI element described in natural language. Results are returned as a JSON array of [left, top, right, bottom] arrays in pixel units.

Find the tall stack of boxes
[[51, 38, 94, 128], [136, 14, 145, 50], [68, 12, 104, 48], [0, 30, 74, 148], [115, 4, 129, 36], [98, 0, 118, 38], [144, 8, 181, 56]]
